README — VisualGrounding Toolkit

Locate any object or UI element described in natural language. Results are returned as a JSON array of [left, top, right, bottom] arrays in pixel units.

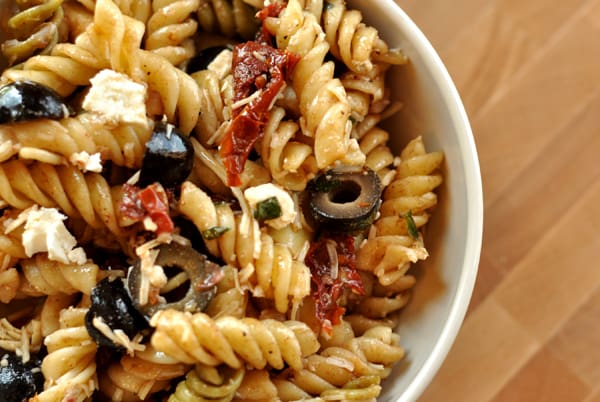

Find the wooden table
[[393, 1, 600, 401]]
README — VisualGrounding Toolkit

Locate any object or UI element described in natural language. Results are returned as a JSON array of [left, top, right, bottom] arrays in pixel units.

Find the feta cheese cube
[[83, 69, 147, 127], [22, 207, 87, 265]]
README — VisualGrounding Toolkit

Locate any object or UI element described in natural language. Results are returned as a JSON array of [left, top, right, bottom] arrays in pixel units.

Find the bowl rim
[[381, 2, 484, 401]]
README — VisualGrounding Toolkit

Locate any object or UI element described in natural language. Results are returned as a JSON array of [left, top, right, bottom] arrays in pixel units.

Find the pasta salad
[[0, 0, 444, 400]]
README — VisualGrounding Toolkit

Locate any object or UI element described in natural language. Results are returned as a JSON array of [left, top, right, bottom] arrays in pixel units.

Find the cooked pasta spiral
[[76, 0, 152, 23], [345, 272, 412, 330], [35, 307, 98, 402], [341, 69, 388, 123], [191, 62, 233, 147], [99, 344, 190, 401], [169, 364, 245, 402], [358, 126, 396, 186], [274, 0, 364, 169], [257, 106, 318, 192], [356, 136, 444, 285], [197, 0, 259, 40], [0, 160, 124, 236], [0, 114, 153, 169], [283, 324, 403, 399], [178, 181, 310, 314], [320, 0, 406, 76], [19, 253, 100, 296], [178, 181, 260, 269], [1, 0, 146, 97], [253, 232, 311, 315], [145, 0, 200, 66], [150, 309, 320, 370], [132, 48, 202, 134], [1, 0, 67, 66]]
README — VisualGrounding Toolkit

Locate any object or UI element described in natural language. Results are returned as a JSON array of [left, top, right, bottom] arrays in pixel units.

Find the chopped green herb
[[201, 226, 230, 240], [308, 174, 341, 193], [403, 210, 419, 240], [254, 197, 282, 221]]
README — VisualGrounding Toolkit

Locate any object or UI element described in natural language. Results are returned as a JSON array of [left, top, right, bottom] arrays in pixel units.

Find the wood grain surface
[[393, 0, 600, 401]]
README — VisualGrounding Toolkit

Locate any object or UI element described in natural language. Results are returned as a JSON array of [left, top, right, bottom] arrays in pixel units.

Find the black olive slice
[[187, 45, 234, 74], [307, 167, 382, 233], [0, 350, 44, 402], [85, 277, 149, 352], [138, 122, 194, 188], [127, 243, 223, 317], [0, 81, 70, 124]]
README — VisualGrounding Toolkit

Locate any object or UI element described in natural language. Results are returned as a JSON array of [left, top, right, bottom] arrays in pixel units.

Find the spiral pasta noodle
[[179, 181, 310, 314], [191, 58, 234, 147], [35, 307, 98, 402], [99, 344, 190, 401], [320, 0, 406, 76], [1, 0, 67, 66], [150, 309, 320, 370], [169, 364, 245, 402], [1, 0, 146, 97], [342, 69, 389, 124], [284, 325, 403, 399], [76, 0, 152, 24], [357, 136, 444, 286], [178, 181, 260, 270], [19, 253, 100, 296], [358, 126, 397, 187], [197, 0, 259, 40], [257, 106, 318, 192], [132, 48, 202, 134], [0, 160, 124, 236], [145, 0, 200, 66], [273, 0, 364, 169], [0, 114, 153, 169]]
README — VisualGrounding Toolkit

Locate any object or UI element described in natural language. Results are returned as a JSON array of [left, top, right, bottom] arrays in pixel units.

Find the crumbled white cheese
[[244, 183, 297, 230], [69, 151, 103, 173], [92, 316, 145, 356], [21, 206, 87, 264], [82, 69, 147, 126]]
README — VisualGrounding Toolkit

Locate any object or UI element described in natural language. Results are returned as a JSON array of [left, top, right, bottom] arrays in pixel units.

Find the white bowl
[[349, 1, 484, 400]]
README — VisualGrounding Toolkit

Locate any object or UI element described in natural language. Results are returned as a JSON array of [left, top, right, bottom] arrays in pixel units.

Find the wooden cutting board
[[393, 0, 600, 401]]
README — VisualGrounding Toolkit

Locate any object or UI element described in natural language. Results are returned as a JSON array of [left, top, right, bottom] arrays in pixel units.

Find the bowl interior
[[346, 1, 483, 401]]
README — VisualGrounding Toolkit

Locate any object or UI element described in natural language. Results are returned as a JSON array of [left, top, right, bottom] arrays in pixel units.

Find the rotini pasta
[[1, 0, 146, 97], [76, 0, 152, 24], [20, 253, 99, 296], [145, 0, 200, 66], [320, 0, 406, 76], [169, 364, 245, 402], [1, 0, 67, 66], [197, 0, 259, 40], [257, 106, 318, 192], [357, 136, 443, 286], [272, 0, 364, 169], [191, 53, 234, 146], [150, 309, 320, 370], [99, 344, 190, 401], [35, 307, 98, 402], [0, 114, 153, 168], [0, 160, 124, 236], [0, 0, 445, 399]]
